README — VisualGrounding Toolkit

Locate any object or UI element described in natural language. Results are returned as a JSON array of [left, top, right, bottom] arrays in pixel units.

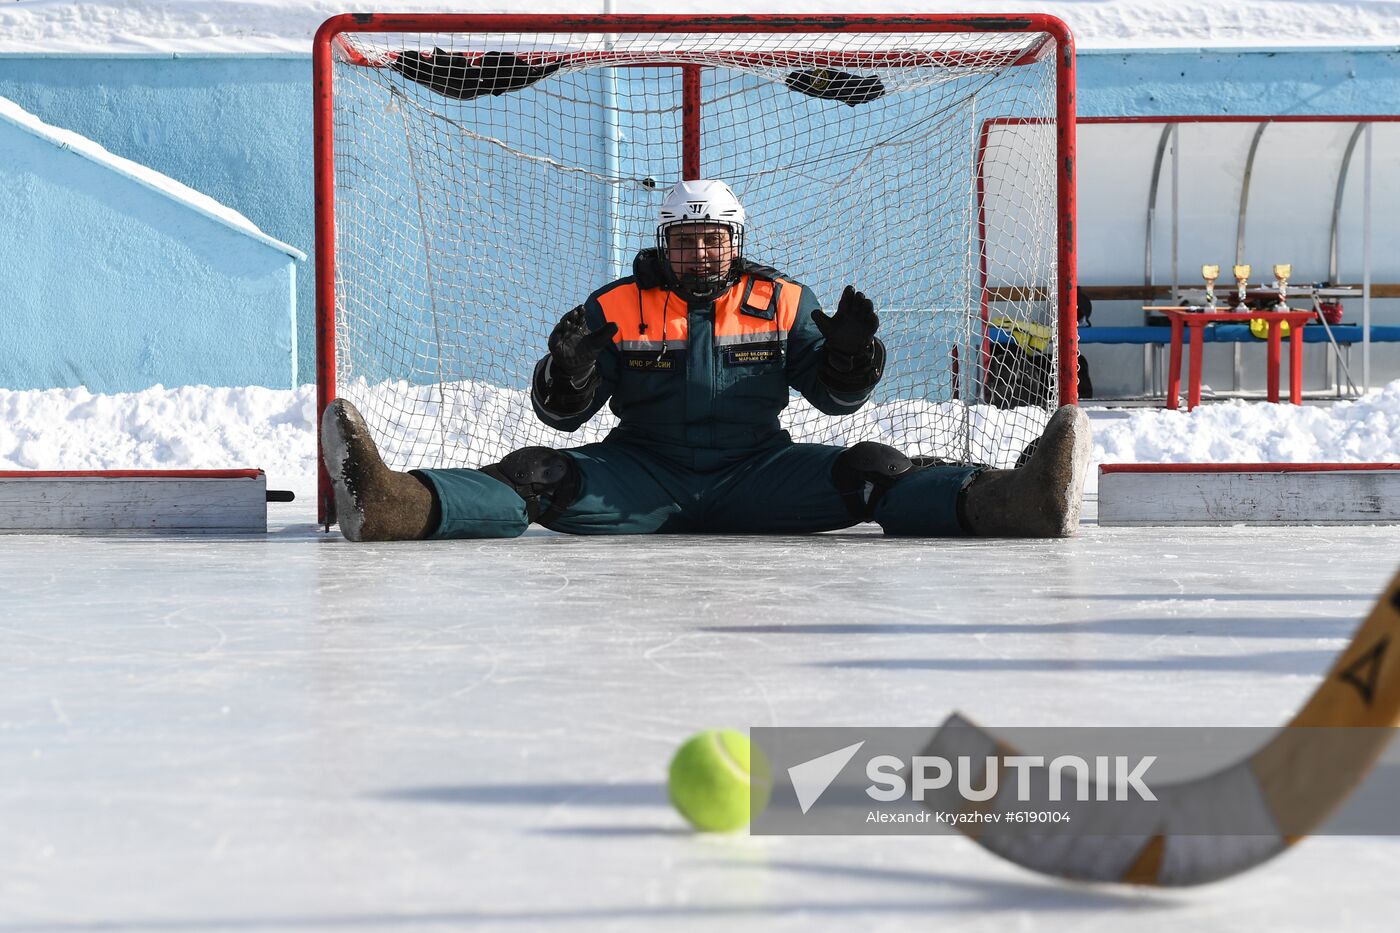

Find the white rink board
[[1099, 464, 1400, 526], [0, 470, 268, 534]]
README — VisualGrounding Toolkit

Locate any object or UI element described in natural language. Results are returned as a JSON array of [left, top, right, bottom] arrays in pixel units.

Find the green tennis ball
[[668, 729, 771, 832]]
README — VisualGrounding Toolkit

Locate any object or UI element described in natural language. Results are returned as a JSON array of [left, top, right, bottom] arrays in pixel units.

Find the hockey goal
[[313, 14, 1078, 522]]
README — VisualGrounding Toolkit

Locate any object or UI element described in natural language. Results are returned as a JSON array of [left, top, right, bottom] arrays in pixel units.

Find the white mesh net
[[321, 23, 1070, 493]]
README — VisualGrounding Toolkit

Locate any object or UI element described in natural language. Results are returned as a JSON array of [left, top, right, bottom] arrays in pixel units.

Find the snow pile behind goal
[[0, 385, 320, 499], [341, 378, 1050, 472], [5, 380, 1400, 508], [0, 381, 1043, 503]]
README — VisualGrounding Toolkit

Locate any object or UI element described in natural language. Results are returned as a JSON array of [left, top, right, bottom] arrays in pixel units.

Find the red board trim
[[0, 470, 264, 480], [1101, 463, 1400, 475], [1081, 115, 1400, 125]]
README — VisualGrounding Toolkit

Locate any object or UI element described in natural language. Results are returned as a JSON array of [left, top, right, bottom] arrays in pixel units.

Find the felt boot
[[960, 405, 1091, 538], [321, 398, 439, 542]]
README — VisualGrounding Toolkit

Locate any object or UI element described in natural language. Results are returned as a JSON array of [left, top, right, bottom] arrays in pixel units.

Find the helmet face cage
[[654, 179, 747, 302], [657, 221, 745, 303]]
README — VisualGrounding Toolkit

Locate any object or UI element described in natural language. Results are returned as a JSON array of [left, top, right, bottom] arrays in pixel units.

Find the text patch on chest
[[621, 350, 686, 372], [723, 343, 783, 367]]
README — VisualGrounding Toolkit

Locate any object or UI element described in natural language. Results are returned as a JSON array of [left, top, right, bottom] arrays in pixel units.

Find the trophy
[[1273, 263, 1292, 310], [1232, 263, 1251, 311], [1201, 264, 1220, 309]]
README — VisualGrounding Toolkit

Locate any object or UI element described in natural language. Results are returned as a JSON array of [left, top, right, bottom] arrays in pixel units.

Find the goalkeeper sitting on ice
[[321, 180, 1090, 541]]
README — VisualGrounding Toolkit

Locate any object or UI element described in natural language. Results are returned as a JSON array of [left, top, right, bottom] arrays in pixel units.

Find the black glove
[[540, 306, 618, 412], [549, 306, 617, 380], [391, 49, 562, 101], [785, 68, 886, 107], [812, 286, 884, 393]]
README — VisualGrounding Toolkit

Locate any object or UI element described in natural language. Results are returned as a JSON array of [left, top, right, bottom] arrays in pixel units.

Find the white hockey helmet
[[656, 179, 746, 300], [657, 179, 747, 233]]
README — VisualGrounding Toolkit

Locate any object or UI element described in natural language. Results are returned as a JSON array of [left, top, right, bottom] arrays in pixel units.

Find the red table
[[1147, 307, 1314, 411]]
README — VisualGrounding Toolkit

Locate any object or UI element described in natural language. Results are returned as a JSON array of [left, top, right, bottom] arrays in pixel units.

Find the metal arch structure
[[1082, 114, 1398, 397], [1141, 124, 1175, 392]]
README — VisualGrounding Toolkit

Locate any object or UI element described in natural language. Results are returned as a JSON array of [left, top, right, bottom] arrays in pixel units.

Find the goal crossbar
[[333, 43, 1059, 73]]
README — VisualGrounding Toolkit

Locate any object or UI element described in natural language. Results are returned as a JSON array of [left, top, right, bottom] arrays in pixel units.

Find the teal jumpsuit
[[415, 254, 979, 538]]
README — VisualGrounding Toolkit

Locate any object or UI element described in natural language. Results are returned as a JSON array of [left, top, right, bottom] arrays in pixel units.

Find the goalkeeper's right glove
[[542, 306, 618, 412]]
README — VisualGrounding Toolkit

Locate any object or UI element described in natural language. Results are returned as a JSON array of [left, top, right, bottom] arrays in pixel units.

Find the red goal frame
[[312, 13, 1079, 523]]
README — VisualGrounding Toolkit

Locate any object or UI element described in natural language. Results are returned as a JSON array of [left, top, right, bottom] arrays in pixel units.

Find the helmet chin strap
[[669, 268, 737, 303]]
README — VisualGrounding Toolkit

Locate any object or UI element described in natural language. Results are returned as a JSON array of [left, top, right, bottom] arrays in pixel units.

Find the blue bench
[[1078, 324, 1400, 344], [1073, 323, 1400, 400], [1076, 326, 1172, 344]]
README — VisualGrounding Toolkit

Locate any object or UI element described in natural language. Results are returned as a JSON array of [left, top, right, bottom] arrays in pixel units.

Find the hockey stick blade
[[922, 565, 1400, 887]]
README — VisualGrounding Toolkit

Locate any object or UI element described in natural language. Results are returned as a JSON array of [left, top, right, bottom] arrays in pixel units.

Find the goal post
[[313, 13, 1078, 523]]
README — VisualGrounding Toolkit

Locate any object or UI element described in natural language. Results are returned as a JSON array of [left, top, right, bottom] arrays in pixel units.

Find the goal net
[[314, 14, 1077, 521]]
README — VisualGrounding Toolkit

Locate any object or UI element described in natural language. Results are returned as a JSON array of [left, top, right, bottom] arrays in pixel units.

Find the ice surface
[[5, 0, 1400, 920], [2, 490, 1399, 929], [3, 386, 1400, 928], [2, 0, 1400, 55]]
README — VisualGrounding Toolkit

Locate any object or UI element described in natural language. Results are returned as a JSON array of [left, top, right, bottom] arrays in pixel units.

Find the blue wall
[[0, 49, 1396, 388], [0, 55, 310, 388], [1079, 47, 1400, 117], [0, 110, 298, 392]]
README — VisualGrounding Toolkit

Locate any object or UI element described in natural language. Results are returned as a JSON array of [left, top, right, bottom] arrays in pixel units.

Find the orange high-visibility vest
[[594, 274, 804, 354]]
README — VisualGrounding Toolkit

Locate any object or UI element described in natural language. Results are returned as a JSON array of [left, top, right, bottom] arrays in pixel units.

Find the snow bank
[[3, 381, 1399, 503], [1092, 382, 1400, 467], [0, 384, 320, 498], [1, 1, 1399, 55]]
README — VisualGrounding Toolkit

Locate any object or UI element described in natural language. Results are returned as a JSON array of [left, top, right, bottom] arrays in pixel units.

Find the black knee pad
[[482, 446, 580, 524], [832, 442, 916, 521]]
